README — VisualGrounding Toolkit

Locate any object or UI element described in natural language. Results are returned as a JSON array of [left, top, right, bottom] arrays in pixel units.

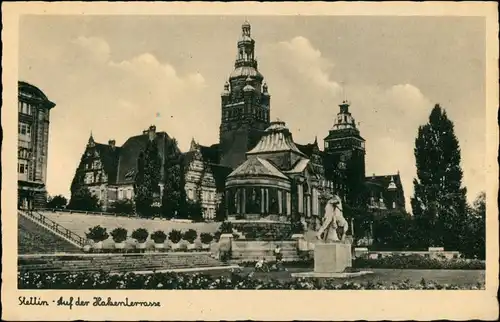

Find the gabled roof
[[228, 157, 288, 180], [296, 140, 322, 158], [283, 158, 310, 174], [365, 173, 403, 191], [116, 132, 176, 184]]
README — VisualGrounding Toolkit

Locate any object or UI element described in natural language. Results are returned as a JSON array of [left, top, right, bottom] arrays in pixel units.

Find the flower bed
[[353, 254, 485, 270], [18, 271, 484, 290]]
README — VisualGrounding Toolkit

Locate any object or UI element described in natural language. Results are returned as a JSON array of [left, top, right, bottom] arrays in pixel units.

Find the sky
[[19, 15, 486, 211]]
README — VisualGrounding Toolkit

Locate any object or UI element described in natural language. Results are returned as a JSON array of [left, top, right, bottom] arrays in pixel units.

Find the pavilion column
[[286, 192, 291, 215], [261, 188, 265, 214], [236, 189, 240, 214], [265, 189, 269, 213], [306, 195, 311, 216], [241, 187, 246, 214], [278, 190, 283, 214], [298, 185, 303, 214]]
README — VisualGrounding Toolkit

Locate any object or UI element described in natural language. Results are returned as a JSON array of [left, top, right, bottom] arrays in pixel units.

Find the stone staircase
[[18, 253, 229, 274], [18, 210, 86, 249], [230, 240, 301, 262], [18, 212, 84, 254]]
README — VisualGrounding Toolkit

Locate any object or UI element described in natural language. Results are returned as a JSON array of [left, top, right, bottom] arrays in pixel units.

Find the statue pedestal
[[314, 242, 352, 273], [291, 241, 373, 279]]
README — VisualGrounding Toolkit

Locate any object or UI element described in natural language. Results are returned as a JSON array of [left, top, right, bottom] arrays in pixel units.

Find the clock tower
[[219, 21, 271, 169], [324, 100, 366, 204]]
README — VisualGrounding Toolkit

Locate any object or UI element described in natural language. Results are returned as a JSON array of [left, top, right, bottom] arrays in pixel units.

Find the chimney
[[108, 139, 116, 148], [148, 125, 156, 141]]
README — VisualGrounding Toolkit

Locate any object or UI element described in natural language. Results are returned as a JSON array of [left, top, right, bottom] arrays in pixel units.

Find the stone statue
[[316, 195, 349, 242]]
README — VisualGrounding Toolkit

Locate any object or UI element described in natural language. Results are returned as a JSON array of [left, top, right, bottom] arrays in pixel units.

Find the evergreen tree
[[161, 138, 186, 219], [411, 104, 467, 250], [462, 192, 485, 259], [215, 194, 227, 222], [134, 139, 161, 217]]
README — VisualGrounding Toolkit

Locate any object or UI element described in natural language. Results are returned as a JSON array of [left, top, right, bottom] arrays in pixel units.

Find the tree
[[67, 186, 100, 211], [46, 195, 68, 209], [186, 200, 204, 222], [161, 138, 185, 219], [461, 192, 485, 259], [411, 104, 468, 250], [215, 194, 227, 222], [134, 139, 161, 217], [372, 209, 417, 250], [108, 199, 134, 215]]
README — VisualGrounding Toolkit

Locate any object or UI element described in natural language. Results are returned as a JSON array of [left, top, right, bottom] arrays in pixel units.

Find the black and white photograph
[[2, 2, 498, 321]]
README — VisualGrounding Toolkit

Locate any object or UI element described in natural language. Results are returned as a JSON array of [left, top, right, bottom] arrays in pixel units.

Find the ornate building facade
[[18, 81, 56, 209], [225, 121, 334, 227], [69, 21, 405, 220]]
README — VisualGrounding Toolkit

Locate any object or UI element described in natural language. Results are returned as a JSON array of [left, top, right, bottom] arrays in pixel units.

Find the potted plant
[[200, 232, 213, 250], [131, 228, 149, 250], [151, 230, 167, 250], [168, 229, 183, 251], [110, 228, 128, 250], [85, 225, 109, 251], [183, 229, 198, 251]]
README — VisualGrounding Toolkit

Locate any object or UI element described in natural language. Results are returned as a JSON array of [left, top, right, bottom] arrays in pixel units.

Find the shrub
[[131, 228, 149, 243], [168, 229, 182, 244], [151, 230, 167, 244], [219, 221, 233, 234], [110, 228, 128, 243], [353, 254, 485, 270], [200, 232, 213, 244], [183, 229, 198, 244], [214, 231, 222, 242], [85, 225, 109, 243]]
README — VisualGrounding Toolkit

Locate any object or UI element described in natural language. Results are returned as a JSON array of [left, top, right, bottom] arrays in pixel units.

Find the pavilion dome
[[247, 121, 307, 157]]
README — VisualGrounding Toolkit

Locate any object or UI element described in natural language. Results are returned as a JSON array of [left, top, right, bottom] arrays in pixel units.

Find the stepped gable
[[116, 131, 178, 184], [92, 142, 120, 183], [228, 157, 288, 180]]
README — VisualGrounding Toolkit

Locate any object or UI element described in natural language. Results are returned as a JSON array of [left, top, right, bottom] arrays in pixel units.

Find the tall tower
[[18, 81, 56, 209], [323, 100, 366, 204], [219, 21, 271, 169]]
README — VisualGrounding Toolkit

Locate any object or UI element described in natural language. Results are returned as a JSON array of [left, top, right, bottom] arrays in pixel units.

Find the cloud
[[270, 36, 341, 93], [260, 36, 437, 211], [21, 35, 211, 199]]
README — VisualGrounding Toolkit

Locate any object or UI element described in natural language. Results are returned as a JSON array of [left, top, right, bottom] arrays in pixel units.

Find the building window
[[18, 161, 28, 174], [126, 190, 132, 200], [84, 172, 94, 184], [188, 189, 194, 199], [18, 123, 31, 136], [19, 102, 33, 115], [93, 160, 101, 169]]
